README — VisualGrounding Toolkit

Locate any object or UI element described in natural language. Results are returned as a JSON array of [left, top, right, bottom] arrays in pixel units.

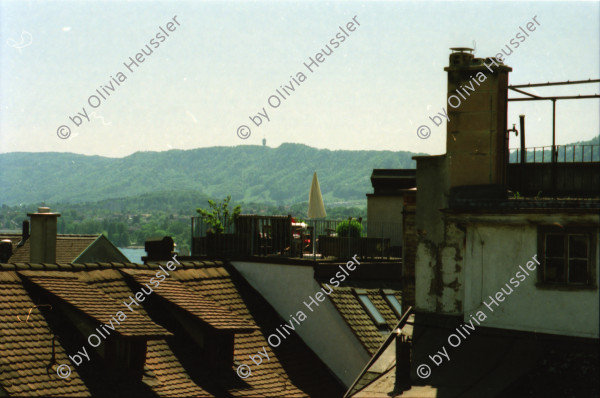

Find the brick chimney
[[444, 48, 512, 189], [27, 207, 60, 263]]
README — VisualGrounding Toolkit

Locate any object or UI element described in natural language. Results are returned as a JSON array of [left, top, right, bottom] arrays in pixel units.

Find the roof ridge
[[57, 234, 101, 237], [0, 261, 223, 271]]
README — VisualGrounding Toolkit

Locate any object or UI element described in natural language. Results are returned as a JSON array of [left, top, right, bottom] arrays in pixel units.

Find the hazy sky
[[1, 0, 599, 157]]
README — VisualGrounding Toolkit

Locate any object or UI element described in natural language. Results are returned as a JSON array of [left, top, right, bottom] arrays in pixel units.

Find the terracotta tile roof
[[19, 270, 170, 337], [169, 264, 345, 397], [0, 261, 344, 397], [7, 235, 101, 263], [144, 339, 214, 397], [0, 272, 90, 397], [122, 269, 256, 331], [325, 285, 403, 355]]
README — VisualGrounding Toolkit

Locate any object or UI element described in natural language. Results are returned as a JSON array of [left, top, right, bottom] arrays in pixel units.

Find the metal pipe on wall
[[519, 115, 526, 164]]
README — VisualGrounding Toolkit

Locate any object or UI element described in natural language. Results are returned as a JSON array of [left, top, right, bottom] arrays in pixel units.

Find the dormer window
[[106, 338, 147, 378], [53, 301, 149, 380]]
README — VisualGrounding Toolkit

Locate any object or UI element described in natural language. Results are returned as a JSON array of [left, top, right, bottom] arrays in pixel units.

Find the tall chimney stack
[[18, 220, 30, 247], [444, 48, 512, 188], [27, 207, 60, 263]]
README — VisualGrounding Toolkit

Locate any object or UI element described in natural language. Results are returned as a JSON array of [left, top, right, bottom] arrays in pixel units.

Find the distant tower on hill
[[262, 138, 266, 147]]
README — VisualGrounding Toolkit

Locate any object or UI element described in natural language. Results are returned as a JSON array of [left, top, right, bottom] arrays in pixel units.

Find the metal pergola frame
[[508, 79, 600, 162]]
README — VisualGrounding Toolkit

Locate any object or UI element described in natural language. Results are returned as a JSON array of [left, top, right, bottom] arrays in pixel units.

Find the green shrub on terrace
[[336, 219, 362, 238]]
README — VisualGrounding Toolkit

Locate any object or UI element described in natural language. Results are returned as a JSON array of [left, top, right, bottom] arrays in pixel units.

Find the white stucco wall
[[415, 242, 437, 312], [415, 222, 466, 314], [415, 155, 453, 313], [462, 216, 599, 338], [231, 261, 371, 387]]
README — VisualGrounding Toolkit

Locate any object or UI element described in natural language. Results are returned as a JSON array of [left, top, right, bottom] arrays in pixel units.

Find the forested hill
[[0, 143, 423, 206]]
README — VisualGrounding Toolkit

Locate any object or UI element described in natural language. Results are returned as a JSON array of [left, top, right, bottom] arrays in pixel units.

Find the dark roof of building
[[347, 311, 599, 398], [446, 198, 600, 213], [370, 169, 416, 195], [445, 185, 600, 212], [0, 261, 345, 397]]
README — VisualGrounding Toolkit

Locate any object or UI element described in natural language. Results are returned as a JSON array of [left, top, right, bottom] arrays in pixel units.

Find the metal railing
[[509, 144, 599, 164], [191, 215, 402, 261]]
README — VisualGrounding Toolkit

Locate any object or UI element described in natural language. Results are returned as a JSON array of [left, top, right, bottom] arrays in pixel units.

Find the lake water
[[119, 248, 145, 264]]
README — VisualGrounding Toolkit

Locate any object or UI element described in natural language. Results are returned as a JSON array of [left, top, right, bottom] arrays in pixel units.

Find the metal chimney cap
[[450, 47, 474, 53], [27, 207, 60, 217]]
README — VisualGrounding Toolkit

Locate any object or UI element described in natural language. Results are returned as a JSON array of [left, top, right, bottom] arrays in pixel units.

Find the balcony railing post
[[250, 218, 255, 256], [381, 223, 384, 260], [551, 99, 557, 163], [190, 217, 194, 256]]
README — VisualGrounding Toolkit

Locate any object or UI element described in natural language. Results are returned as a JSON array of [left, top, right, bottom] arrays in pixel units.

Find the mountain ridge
[[3, 137, 597, 207], [0, 143, 425, 206]]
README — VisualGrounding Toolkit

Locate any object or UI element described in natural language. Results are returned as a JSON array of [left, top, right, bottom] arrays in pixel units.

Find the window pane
[[385, 294, 403, 317], [358, 295, 387, 325], [569, 235, 588, 259], [545, 258, 565, 283], [545, 234, 564, 257], [569, 260, 588, 284]]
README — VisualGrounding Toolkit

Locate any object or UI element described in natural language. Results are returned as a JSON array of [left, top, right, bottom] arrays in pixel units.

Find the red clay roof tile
[[18, 271, 170, 337], [0, 262, 344, 397], [122, 269, 256, 331]]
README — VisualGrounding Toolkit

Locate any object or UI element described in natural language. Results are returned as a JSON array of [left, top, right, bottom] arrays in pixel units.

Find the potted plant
[[195, 196, 241, 256], [335, 219, 362, 238]]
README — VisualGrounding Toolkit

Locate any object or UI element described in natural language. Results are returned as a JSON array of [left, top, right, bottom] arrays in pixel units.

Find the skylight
[[385, 294, 403, 317], [357, 294, 387, 327]]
